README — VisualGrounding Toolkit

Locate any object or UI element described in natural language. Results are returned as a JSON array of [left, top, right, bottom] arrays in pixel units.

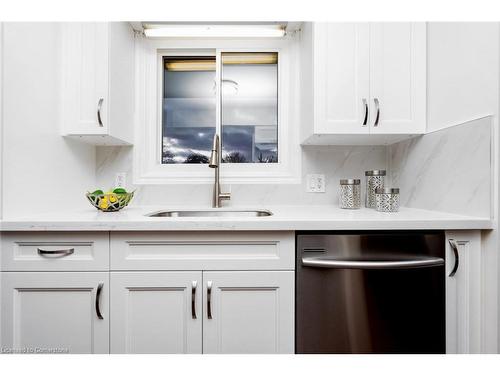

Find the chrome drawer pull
[[97, 98, 104, 127], [207, 281, 213, 319], [362, 98, 368, 126], [373, 98, 380, 127], [448, 239, 460, 277], [191, 281, 197, 319], [37, 247, 75, 257], [95, 283, 104, 320]]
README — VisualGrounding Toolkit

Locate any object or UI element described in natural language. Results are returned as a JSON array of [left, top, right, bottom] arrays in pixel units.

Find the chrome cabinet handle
[[191, 281, 197, 319], [37, 247, 74, 257], [207, 281, 213, 319], [302, 256, 444, 270], [97, 98, 104, 127], [362, 98, 368, 126], [448, 239, 460, 277], [373, 98, 380, 127], [95, 283, 104, 320]]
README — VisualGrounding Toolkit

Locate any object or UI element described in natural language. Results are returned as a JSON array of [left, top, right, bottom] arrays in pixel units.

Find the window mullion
[[215, 49, 223, 156]]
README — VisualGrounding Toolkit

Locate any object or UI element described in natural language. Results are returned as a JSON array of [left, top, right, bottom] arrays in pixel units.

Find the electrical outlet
[[306, 174, 326, 193], [115, 172, 127, 188]]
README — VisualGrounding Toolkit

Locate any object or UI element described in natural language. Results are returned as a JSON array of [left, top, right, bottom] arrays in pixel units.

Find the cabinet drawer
[[110, 231, 294, 271], [1, 232, 109, 271]]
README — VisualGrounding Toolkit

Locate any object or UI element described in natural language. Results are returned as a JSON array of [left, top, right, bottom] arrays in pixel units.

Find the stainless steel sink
[[146, 209, 273, 218]]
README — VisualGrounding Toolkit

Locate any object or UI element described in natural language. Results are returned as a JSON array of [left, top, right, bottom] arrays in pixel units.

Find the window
[[135, 37, 300, 184], [221, 52, 278, 164], [161, 52, 279, 165], [162, 56, 216, 164]]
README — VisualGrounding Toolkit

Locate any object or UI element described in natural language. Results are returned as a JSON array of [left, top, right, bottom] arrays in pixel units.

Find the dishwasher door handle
[[302, 256, 444, 270]]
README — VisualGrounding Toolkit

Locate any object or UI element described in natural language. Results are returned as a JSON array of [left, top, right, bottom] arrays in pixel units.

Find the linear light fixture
[[222, 53, 278, 65], [144, 24, 286, 38], [165, 53, 278, 71], [165, 59, 216, 71]]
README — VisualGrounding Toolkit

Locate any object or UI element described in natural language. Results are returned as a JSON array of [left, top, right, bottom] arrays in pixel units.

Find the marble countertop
[[0, 205, 493, 231]]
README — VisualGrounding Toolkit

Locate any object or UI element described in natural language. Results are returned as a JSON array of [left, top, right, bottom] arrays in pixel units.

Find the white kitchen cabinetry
[[311, 23, 370, 135], [1, 272, 109, 354], [301, 22, 426, 145], [109, 232, 295, 354], [203, 271, 294, 354], [1, 232, 109, 271], [445, 230, 481, 354], [60, 22, 135, 145], [110, 231, 294, 271], [110, 272, 203, 354], [110, 270, 294, 354]]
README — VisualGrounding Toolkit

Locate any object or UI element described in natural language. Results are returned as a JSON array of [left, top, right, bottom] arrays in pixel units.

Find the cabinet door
[[203, 271, 294, 354], [110, 272, 202, 354], [1, 272, 109, 354], [313, 23, 370, 134], [445, 231, 481, 354], [369, 23, 426, 134], [61, 22, 109, 135]]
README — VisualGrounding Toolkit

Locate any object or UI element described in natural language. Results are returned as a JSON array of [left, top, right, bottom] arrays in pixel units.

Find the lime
[[113, 188, 127, 194], [91, 189, 104, 196]]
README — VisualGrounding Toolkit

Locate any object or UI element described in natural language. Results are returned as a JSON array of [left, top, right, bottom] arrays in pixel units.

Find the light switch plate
[[306, 174, 326, 193]]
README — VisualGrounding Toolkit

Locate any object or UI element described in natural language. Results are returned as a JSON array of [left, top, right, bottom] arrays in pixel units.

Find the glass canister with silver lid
[[365, 170, 386, 208], [375, 188, 400, 212], [339, 179, 361, 209]]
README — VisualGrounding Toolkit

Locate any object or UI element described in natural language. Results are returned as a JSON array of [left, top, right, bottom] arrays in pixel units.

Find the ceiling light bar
[[144, 24, 286, 38], [165, 60, 216, 71], [222, 53, 278, 65], [165, 53, 278, 71]]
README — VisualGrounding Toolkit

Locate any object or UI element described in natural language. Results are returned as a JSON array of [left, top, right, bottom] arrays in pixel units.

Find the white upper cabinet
[[60, 22, 135, 145], [369, 23, 426, 134], [313, 23, 370, 134], [301, 22, 426, 145]]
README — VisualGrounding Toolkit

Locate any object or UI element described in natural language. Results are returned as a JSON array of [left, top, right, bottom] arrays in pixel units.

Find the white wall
[[427, 22, 499, 132], [427, 22, 500, 353], [1, 23, 95, 217]]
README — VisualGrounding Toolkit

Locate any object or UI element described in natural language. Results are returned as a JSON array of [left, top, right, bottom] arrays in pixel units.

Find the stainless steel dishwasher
[[296, 232, 446, 354]]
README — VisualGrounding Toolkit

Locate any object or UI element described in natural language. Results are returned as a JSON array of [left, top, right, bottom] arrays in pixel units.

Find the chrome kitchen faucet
[[208, 134, 231, 208]]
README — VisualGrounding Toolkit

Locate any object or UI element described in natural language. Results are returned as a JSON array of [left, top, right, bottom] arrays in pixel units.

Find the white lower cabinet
[[109, 270, 294, 354], [3, 230, 484, 354], [203, 271, 294, 354], [445, 230, 482, 354], [110, 272, 202, 354], [1, 272, 109, 354], [108, 231, 296, 354], [0, 231, 296, 354]]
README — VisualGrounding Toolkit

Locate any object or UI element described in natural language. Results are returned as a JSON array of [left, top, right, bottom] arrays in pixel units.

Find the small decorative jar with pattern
[[375, 188, 400, 212], [365, 170, 386, 208], [339, 179, 361, 209]]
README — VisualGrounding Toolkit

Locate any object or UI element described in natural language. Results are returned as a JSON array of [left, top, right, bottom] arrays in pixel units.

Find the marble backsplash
[[96, 117, 492, 216], [96, 145, 388, 207], [388, 116, 492, 218]]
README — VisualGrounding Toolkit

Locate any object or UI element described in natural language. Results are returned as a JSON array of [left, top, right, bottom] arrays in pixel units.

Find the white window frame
[[134, 36, 301, 184]]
